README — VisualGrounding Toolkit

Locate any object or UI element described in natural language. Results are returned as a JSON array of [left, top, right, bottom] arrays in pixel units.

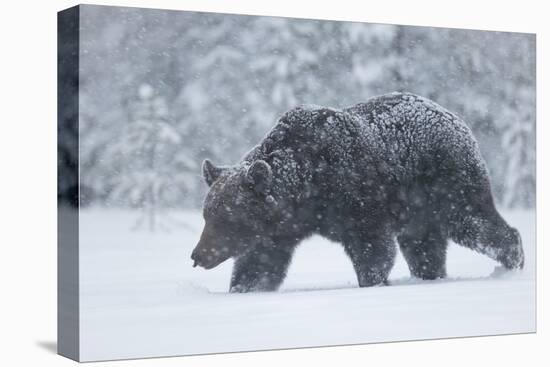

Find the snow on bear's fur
[[191, 92, 524, 293]]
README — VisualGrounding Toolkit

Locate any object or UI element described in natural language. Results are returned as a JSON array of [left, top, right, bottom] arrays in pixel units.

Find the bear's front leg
[[229, 238, 298, 293], [343, 230, 396, 287]]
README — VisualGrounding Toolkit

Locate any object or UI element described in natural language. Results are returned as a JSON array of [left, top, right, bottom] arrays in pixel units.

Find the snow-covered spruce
[[191, 92, 524, 293]]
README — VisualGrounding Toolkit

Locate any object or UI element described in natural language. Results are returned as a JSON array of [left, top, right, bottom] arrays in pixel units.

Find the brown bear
[[191, 92, 524, 293]]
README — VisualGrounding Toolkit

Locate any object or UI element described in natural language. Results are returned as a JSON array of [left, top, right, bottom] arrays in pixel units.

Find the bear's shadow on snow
[[277, 270, 515, 294], [284, 266, 516, 293], [201, 266, 517, 295]]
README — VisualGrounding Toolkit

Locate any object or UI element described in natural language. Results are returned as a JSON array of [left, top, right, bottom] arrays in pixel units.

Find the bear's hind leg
[[229, 238, 298, 293], [397, 227, 448, 280], [451, 212, 524, 270], [447, 174, 524, 269], [343, 231, 396, 287]]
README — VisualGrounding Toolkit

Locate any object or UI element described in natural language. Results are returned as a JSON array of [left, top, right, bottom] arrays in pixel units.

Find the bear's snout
[[190, 250, 199, 268], [191, 234, 232, 270], [190, 246, 222, 269]]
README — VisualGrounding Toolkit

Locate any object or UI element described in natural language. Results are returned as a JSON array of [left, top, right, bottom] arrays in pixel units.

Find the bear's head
[[191, 159, 278, 269]]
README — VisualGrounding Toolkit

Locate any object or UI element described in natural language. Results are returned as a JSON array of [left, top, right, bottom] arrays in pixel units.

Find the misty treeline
[[64, 6, 535, 213]]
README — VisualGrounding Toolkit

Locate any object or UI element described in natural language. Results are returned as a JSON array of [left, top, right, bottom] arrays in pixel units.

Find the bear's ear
[[202, 159, 225, 186], [246, 160, 273, 195]]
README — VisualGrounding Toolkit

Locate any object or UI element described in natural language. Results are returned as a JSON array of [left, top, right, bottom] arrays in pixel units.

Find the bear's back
[[346, 92, 476, 153], [244, 92, 485, 185], [344, 93, 484, 178]]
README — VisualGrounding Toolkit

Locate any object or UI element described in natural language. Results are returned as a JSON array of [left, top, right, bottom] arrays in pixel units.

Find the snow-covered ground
[[78, 210, 535, 361]]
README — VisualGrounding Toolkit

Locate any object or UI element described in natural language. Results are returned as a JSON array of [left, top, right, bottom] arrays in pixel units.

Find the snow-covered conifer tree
[[109, 84, 195, 231]]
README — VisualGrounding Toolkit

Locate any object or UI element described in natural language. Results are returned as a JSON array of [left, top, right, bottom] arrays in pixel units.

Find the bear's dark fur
[[191, 92, 524, 293]]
